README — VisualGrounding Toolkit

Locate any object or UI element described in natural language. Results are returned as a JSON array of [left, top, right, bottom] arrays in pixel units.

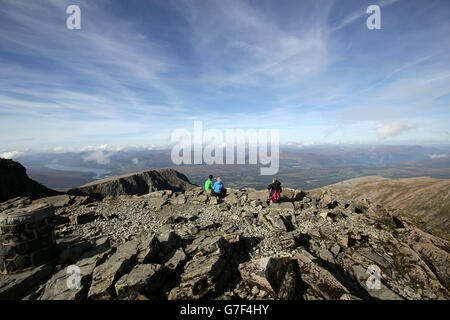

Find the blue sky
[[0, 0, 449, 155]]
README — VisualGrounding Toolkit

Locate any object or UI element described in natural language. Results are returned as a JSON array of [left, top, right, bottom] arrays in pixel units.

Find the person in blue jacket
[[211, 177, 226, 198]]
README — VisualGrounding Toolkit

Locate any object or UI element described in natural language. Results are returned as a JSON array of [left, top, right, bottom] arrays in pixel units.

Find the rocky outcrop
[[0, 158, 60, 202], [67, 168, 197, 200], [314, 176, 450, 235], [0, 181, 449, 301]]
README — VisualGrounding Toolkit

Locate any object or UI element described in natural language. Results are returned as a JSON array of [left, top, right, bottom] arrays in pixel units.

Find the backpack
[[270, 190, 281, 203]]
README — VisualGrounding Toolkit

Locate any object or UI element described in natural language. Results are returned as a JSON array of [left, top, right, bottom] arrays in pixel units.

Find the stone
[[190, 226, 199, 235], [259, 212, 289, 231], [223, 194, 240, 206], [136, 235, 160, 264], [172, 195, 186, 204], [191, 194, 208, 204], [247, 190, 268, 203], [147, 197, 168, 210], [251, 286, 260, 296], [340, 293, 362, 300], [33, 195, 73, 209], [294, 253, 349, 300], [270, 201, 294, 212], [330, 245, 341, 257], [0, 203, 56, 274], [162, 248, 187, 272], [70, 211, 96, 225], [217, 203, 231, 211], [40, 245, 111, 300], [319, 212, 328, 220], [209, 197, 219, 205], [146, 191, 165, 198], [0, 264, 54, 300], [157, 231, 180, 254], [250, 200, 261, 208], [87, 240, 140, 299], [352, 265, 403, 300], [239, 257, 302, 300], [115, 264, 165, 299], [318, 248, 336, 265], [57, 239, 91, 266], [168, 237, 233, 299]]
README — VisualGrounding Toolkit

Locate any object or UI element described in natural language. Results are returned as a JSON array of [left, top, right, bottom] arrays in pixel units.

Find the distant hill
[[67, 168, 197, 200], [312, 176, 450, 235], [0, 158, 60, 202]]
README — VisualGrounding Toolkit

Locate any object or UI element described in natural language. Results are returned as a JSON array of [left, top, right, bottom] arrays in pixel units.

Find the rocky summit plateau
[[0, 160, 449, 301]]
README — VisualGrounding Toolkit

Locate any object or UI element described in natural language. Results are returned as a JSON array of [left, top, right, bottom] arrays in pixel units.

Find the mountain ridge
[[67, 168, 197, 200], [0, 158, 60, 202], [311, 175, 450, 235]]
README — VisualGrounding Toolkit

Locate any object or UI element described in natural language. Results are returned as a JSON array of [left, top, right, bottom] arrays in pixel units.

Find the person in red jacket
[[267, 178, 282, 203]]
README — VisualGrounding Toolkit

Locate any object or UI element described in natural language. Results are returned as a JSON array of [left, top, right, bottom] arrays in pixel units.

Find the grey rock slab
[[352, 265, 404, 300], [0, 265, 54, 300], [294, 253, 349, 300], [87, 240, 140, 299], [115, 264, 165, 299], [239, 257, 302, 300]]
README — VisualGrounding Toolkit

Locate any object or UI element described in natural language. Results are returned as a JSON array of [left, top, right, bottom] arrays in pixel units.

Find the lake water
[[44, 164, 111, 180]]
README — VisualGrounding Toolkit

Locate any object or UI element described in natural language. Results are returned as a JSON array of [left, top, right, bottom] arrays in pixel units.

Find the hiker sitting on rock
[[268, 178, 282, 203], [211, 177, 226, 198], [204, 175, 213, 192]]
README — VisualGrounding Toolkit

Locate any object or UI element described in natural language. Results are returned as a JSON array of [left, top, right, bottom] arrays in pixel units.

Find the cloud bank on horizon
[[0, 0, 449, 154]]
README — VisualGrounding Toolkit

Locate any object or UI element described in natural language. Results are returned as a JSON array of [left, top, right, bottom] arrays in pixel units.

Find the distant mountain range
[[13, 145, 450, 190]]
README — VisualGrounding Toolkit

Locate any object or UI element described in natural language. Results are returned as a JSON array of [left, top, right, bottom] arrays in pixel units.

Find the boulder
[[70, 211, 96, 225], [259, 212, 289, 231], [247, 191, 269, 203], [136, 235, 160, 264], [57, 239, 91, 266], [352, 265, 403, 300], [157, 231, 181, 254], [168, 237, 233, 299], [0, 264, 54, 300], [162, 248, 187, 272], [269, 201, 294, 212], [294, 253, 349, 300], [87, 240, 140, 299], [40, 243, 111, 300], [147, 197, 168, 210], [239, 257, 302, 299], [115, 264, 165, 299]]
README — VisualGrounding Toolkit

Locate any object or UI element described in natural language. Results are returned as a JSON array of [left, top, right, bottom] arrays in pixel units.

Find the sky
[[0, 0, 449, 156]]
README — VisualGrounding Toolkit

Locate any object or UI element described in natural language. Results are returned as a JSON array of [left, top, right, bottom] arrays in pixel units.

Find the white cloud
[[376, 121, 415, 140], [132, 158, 139, 165], [82, 150, 113, 165], [428, 154, 448, 159], [0, 150, 24, 159]]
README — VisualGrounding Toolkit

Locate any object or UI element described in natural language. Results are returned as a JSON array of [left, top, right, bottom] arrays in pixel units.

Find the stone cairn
[[0, 203, 56, 274]]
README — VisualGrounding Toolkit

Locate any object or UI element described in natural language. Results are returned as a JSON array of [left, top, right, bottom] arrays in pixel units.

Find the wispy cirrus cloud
[[0, 0, 449, 153]]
